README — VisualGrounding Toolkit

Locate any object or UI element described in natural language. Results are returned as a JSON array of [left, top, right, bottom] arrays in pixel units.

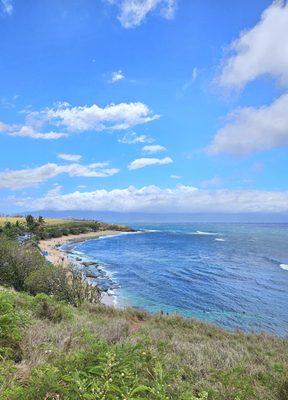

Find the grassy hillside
[[1, 286, 288, 400]]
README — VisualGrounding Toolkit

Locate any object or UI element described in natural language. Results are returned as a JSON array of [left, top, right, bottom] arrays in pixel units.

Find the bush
[[0, 236, 101, 307], [24, 265, 66, 297], [0, 291, 27, 361], [33, 294, 72, 323], [24, 264, 101, 307], [0, 238, 45, 291]]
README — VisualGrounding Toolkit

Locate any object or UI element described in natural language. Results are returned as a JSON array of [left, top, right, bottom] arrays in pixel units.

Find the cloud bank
[[17, 185, 288, 214]]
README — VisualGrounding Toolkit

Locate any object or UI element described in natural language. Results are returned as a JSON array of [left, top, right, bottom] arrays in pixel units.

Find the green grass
[[0, 287, 287, 399]]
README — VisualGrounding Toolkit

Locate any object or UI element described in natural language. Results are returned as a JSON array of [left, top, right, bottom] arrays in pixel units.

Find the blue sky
[[0, 0, 288, 215]]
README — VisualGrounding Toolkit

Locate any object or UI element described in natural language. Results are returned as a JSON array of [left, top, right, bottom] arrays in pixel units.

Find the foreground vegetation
[[0, 216, 288, 399], [1, 287, 288, 399]]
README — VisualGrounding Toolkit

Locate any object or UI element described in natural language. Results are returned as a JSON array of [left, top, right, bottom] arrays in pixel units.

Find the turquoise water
[[67, 223, 288, 335]]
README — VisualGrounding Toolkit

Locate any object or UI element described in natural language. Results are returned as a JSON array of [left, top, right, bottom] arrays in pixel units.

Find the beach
[[38, 230, 124, 266], [38, 230, 125, 306]]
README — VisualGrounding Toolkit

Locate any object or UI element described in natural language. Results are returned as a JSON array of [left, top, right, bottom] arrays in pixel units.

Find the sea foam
[[192, 230, 218, 236], [280, 264, 288, 271]]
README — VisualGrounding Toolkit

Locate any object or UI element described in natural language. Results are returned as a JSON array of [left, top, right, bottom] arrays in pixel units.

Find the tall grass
[[0, 287, 287, 399]]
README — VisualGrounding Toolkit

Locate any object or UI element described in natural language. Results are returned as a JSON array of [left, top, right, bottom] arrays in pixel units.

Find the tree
[[37, 216, 45, 232], [25, 215, 36, 231]]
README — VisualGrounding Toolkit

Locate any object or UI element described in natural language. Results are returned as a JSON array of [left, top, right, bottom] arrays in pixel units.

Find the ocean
[[63, 223, 288, 335]]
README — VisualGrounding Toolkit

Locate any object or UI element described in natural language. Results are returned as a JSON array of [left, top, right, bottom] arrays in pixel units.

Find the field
[[0, 217, 71, 227]]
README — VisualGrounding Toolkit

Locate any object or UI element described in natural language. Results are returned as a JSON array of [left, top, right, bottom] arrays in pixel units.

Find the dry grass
[[0, 217, 72, 227], [19, 303, 288, 398], [1, 287, 288, 399]]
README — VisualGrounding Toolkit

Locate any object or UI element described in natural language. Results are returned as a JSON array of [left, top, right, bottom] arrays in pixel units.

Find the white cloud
[[170, 174, 181, 179], [0, 123, 66, 139], [128, 156, 173, 170], [217, 1, 288, 90], [1, 0, 13, 15], [39, 102, 159, 133], [16, 185, 288, 214], [58, 153, 82, 162], [0, 101, 159, 140], [142, 144, 166, 154], [0, 163, 119, 190], [110, 70, 125, 83], [107, 0, 177, 28], [118, 132, 154, 144], [208, 93, 288, 155]]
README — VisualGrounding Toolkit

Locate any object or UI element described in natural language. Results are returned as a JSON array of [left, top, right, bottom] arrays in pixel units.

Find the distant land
[[17, 210, 288, 223]]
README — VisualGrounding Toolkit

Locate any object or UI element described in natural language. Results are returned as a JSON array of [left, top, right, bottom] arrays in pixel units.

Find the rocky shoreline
[[38, 230, 132, 306]]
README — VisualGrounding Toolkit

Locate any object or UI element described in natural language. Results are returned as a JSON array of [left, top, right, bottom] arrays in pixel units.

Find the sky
[[0, 0, 288, 216]]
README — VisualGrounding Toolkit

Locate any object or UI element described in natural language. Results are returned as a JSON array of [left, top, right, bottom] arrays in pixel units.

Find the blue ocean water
[[67, 223, 288, 335]]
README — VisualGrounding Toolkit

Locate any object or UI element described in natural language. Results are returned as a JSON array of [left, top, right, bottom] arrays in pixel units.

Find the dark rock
[[85, 271, 100, 279], [82, 261, 98, 267]]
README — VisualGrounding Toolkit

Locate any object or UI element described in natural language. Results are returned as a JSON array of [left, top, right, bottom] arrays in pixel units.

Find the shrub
[[0, 236, 100, 307], [33, 294, 72, 323], [0, 238, 45, 291], [24, 264, 101, 307], [0, 291, 27, 362], [4, 340, 170, 400], [24, 265, 65, 297]]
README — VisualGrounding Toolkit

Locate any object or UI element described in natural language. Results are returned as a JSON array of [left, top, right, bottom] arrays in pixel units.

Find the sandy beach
[[39, 230, 125, 306], [39, 230, 123, 267]]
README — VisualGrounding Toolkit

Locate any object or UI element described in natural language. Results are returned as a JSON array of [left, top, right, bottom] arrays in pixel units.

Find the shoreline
[[38, 230, 130, 307]]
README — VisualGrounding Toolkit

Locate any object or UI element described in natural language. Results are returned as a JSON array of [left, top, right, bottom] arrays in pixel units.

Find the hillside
[[1, 287, 288, 400]]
